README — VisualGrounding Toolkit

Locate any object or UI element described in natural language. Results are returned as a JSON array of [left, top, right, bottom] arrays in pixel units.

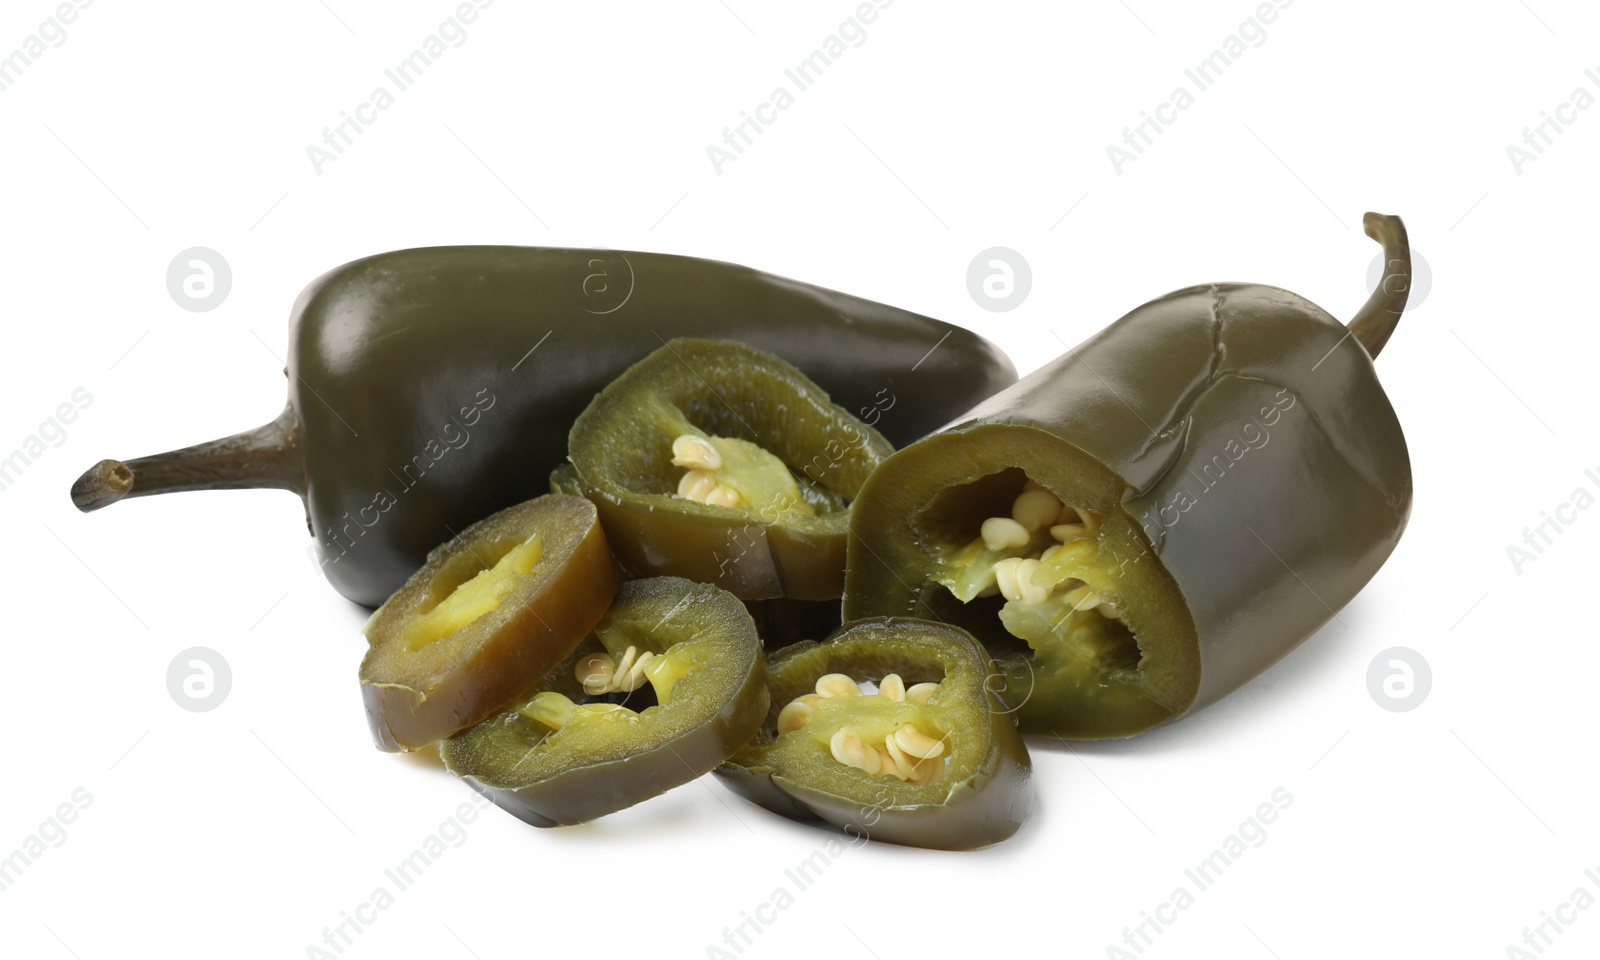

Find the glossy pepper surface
[[441, 577, 767, 827], [715, 618, 1033, 850], [69, 247, 1016, 607], [360, 494, 618, 752], [843, 214, 1414, 738], [564, 338, 893, 601]]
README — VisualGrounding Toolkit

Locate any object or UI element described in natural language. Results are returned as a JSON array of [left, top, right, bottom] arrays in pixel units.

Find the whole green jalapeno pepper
[[843, 213, 1414, 739], [68, 247, 1015, 607]]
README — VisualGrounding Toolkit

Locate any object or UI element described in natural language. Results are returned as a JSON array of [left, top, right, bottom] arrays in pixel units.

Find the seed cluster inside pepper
[[775, 673, 948, 785], [669, 432, 814, 519], [933, 478, 1139, 677]]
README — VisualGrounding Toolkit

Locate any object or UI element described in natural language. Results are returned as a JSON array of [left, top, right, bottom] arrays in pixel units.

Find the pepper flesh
[[565, 338, 894, 601], [70, 247, 1016, 607], [441, 577, 768, 827], [360, 494, 619, 752], [716, 618, 1034, 850], [843, 213, 1414, 738]]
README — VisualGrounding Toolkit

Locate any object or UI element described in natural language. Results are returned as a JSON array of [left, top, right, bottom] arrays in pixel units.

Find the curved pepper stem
[[1347, 212, 1410, 360], [69, 404, 307, 513]]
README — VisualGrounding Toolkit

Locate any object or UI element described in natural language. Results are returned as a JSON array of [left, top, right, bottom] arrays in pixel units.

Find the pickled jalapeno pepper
[[844, 213, 1414, 738]]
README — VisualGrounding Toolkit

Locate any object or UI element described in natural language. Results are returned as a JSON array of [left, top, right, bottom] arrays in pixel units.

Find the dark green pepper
[[843, 213, 1413, 738], [716, 618, 1033, 850], [360, 494, 619, 752], [441, 577, 767, 827], [563, 338, 893, 601], [68, 247, 1016, 607]]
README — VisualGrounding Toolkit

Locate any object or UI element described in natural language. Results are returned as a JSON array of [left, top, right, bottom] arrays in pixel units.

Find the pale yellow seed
[[980, 516, 1031, 552], [618, 648, 655, 692], [878, 745, 904, 779], [905, 682, 940, 704], [1050, 523, 1087, 543], [1011, 488, 1062, 532], [776, 699, 813, 735], [1062, 584, 1102, 611], [677, 470, 718, 501], [816, 673, 862, 698], [893, 724, 947, 760], [577, 653, 618, 697], [910, 755, 944, 786], [882, 735, 919, 780], [1015, 558, 1050, 605], [993, 557, 1025, 603], [705, 485, 745, 509], [671, 435, 722, 471], [1040, 544, 1062, 563], [829, 728, 881, 775], [878, 674, 906, 702], [1022, 479, 1050, 495]]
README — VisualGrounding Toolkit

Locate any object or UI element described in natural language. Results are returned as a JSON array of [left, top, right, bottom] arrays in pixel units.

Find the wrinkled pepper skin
[[843, 214, 1414, 738], [70, 247, 1016, 608], [442, 578, 768, 827], [716, 618, 1033, 850]]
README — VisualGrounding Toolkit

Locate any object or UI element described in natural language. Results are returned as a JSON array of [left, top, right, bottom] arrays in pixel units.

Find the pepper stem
[[70, 403, 307, 512], [1347, 212, 1410, 360]]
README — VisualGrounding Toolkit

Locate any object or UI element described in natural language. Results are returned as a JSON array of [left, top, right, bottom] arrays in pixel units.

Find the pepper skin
[[68, 247, 1016, 607], [843, 213, 1414, 739], [360, 494, 619, 752], [564, 338, 893, 601], [715, 618, 1033, 850], [441, 577, 768, 827]]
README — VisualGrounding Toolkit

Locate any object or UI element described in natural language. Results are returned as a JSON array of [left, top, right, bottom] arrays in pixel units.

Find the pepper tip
[[70, 459, 134, 513]]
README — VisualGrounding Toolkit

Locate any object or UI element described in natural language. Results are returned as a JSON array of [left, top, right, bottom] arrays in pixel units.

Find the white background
[[2, 2, 1595, 958]]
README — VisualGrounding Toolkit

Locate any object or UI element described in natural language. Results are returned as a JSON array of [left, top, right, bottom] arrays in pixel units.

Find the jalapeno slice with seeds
[[441, 577, 768, 827], [564, 338, 893, 601], [715, 618, 1033, 850], [360, 494, 619, 752]]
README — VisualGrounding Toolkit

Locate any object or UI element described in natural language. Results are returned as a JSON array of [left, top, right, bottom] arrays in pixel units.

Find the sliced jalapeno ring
[[716, 617, 1033, 851], [441, 577, 768, 827], [564, 338, 893, 601], [360, 494, 619, 752]]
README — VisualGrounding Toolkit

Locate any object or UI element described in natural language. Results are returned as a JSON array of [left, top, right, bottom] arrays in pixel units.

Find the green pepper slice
[[441, 577, 768, 827], [565, 338, 893, 601], [716, 618, 1033, 850], [360, 494, 619, 752], [844, 213, 1414, 739]]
